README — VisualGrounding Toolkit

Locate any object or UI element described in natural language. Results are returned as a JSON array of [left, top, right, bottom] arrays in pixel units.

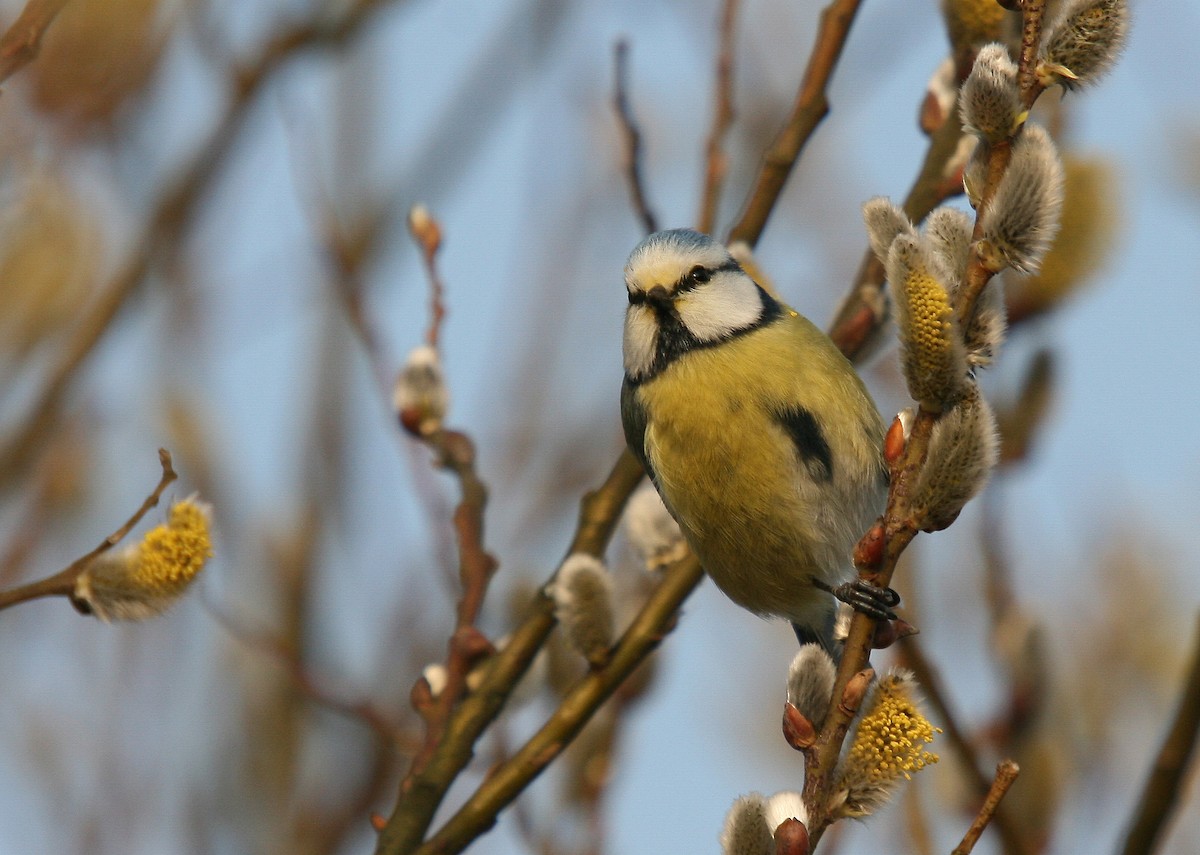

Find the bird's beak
[[646, 285, 673, 311]]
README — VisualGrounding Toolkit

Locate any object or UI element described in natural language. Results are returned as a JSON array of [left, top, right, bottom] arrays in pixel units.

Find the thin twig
[[1117, 613, 1200, 855], [0, 0, 69, 84], [0, 449, 176, 612], [696, 0, 740, 236], [726, 0, 864, 247], [952, 760, 1021, 855], [613, 39, 659, 235], [380, 225, 500, 851], [899, 637, 1033, 855]]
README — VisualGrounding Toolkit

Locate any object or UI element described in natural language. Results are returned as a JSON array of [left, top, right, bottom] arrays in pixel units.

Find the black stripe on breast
[[774, 405, 834, 482]]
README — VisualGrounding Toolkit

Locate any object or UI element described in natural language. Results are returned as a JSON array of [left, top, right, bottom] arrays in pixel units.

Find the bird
[[619, 228, 895, 653]]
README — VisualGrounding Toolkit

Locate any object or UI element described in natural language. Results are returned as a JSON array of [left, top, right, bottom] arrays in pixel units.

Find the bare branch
[[900, 637, 1033, 855], [726, 0, 864, 247], [1118, 613, 1200, 855], [375, 451, 645, 854], [412, 553, 703, 855], [613, 39, 659, 235], [696, 0, 740, 236], [0, 0, 69, 84], [952, 760, 1021, 855]]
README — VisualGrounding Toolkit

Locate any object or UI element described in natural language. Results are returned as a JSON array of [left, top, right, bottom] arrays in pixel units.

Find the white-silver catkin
[[550, 554, 615, 664], [1039, 0, 1129, 89], [622, 483, 684, 569], [862, 196, 914, 266], [763, 791, 810, 836], [982, 123, 1064, 274], [961, 43, 1022, 143], [720, 793, 773, 855], [786, 644, 837, 729], [911, 384, 999, 530]]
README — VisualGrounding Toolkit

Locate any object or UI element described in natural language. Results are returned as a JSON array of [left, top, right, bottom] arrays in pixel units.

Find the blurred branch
[[0, 0, 402, 486], [899, 637, 1032, 855], [613, 39, 658, 235], [0, 0, 69, 84], [0, 448, 175, 612], [1118, 613, 1200, 855], [206, 596, 413, 751], [952, 760, 1021, 855], [375, 451, 644, 853], [726, 0, 863, 247], [696, 0, 740, 236]]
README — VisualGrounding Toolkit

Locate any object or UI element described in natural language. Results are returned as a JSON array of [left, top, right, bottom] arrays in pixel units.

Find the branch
[[0, 449, 176, 612], [374, 451, 645, 854], [413, 553, 703, 855], [1117, 613, 1200, 855], [613, 39, 658, 235], [951, 760, 1021, 855], [696, 0, 740, 236], [725, 0, 864, 247], [0, 0, 69, 84], [807, 6, 1053, 845]]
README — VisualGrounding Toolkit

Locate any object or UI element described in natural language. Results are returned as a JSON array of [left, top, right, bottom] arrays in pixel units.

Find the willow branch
[[696, 0, 740, 236], [613, 39, 658, 235], [952, 760, 1021, 855], [414, 553, 703, 855], [726, 0, 864, 247], [1117, 613, 1200, 855], [0, 449, 176, 612], [375, 451, 644, 854], [0, 0, 69, 83], [956, 3, 1048, 326], [808, 6, 1052, 845]]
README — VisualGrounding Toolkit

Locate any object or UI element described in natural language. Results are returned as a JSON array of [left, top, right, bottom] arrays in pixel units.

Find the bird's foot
[[812, 577, 900, 622]]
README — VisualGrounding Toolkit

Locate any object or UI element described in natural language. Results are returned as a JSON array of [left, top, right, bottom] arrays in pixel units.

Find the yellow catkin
[[127, 500, 213, 596], [75, 497, 213, 621], [844, 674, 941, 787], [1007, 156, 1116, 321], [899, 255, 966, 410]]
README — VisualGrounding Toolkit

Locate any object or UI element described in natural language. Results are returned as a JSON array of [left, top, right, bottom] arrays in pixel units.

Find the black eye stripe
[[674, 259, 743, 294], [627, 259, 744, 303]]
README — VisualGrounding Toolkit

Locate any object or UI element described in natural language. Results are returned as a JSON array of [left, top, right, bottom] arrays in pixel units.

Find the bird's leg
[[811, 576, 900, 622]]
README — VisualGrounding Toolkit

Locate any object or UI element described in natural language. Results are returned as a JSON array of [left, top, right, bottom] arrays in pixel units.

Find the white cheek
[[675, 275, 762, 342], [623, 307, 658, 376]]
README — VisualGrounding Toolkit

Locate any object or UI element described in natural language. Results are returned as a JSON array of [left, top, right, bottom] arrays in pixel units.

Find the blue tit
[[620, 229, 894, 653]]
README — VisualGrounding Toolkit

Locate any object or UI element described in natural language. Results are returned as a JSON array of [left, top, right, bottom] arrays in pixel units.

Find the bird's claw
[[813, 577, 900, 622]]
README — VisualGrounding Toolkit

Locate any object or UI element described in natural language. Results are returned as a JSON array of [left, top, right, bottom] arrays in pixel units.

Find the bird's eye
[[688, 265, 711, 285], [627, 290, 646, 305]]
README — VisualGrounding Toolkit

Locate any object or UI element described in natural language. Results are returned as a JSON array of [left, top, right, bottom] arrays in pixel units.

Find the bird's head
[[622, 229, 776, 382]]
